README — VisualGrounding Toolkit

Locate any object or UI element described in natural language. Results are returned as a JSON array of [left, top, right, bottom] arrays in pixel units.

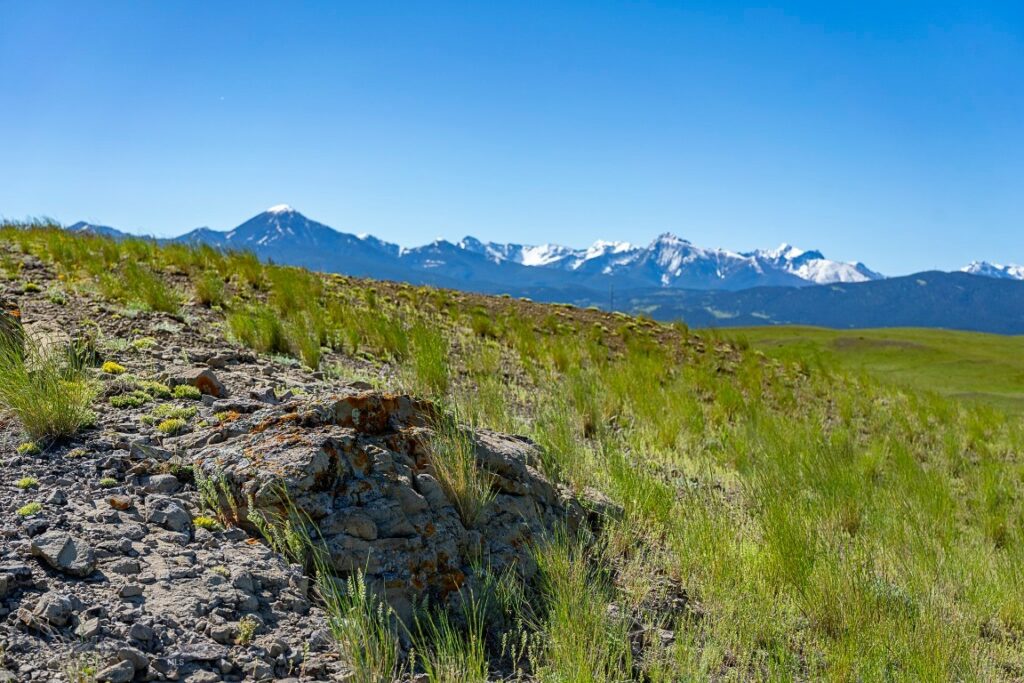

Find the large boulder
[[194, 390, 589, 622]]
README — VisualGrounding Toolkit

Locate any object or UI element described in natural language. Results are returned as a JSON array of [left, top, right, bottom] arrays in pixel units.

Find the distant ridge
[[565, 271, 1024, 334], [166, 205, 887, 291], [66, 221, 132, 240], [59, 206, 1024, 331]]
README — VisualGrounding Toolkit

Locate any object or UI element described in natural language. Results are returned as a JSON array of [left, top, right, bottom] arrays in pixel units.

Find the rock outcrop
[[194, 390, 589, 623]]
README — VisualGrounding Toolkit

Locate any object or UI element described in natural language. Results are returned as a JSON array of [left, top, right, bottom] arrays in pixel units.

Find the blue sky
[[1, 1, 1021, 274]]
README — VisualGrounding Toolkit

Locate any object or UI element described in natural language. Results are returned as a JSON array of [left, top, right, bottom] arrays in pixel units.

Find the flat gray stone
[[29, 532, 96, 578], [96, 659, 135, 683]]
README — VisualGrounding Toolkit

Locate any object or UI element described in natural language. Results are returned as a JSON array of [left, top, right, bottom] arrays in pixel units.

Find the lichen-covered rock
[[194, 390, 589, 622]]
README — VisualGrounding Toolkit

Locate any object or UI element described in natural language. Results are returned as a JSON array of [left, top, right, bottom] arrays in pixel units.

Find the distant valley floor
[[735, 326, 1024, 414], [558, 270, 1024, 335]]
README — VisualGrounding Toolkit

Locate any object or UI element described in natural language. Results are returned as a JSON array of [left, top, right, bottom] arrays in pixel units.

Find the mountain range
[[65, 206, 1024, 332], [961, 261, 1024, 281]]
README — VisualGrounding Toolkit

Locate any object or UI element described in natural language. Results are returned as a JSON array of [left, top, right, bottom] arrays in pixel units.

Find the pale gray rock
[[32, 592, 74, 626], [75, 616, 102, 639], [30, 532, 96, 577], [117, 645, 150, 671], [145, 496, 192, 533], [96, 659, 135, 683], [129, 440, 173, 461], [141, 473, 180, 494]]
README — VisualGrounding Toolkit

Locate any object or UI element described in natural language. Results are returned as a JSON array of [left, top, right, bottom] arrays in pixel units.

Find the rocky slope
[[0, 253, 597, 681]]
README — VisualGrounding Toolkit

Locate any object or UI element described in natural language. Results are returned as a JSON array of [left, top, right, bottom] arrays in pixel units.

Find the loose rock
[[29, 532, 96, 577]]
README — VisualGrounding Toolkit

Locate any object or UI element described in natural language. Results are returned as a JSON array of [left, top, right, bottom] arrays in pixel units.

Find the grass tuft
[[195, 271, 226, 307], [0, 335, 97, 441], [408, 322, 449, 396], [193, 515, 220, 531], [412, 591, 490, 683], [427, 411, 495, 528], [320, 570, 402, 683], [531, 533, 633, 682]]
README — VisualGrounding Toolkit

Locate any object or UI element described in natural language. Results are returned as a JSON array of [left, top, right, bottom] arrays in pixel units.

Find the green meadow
[[733, 326, 1024, 415], [4, 223, 1024, 681]]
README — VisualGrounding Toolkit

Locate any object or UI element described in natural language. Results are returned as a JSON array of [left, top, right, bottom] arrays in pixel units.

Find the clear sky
[[1, 1, 1021, 274]]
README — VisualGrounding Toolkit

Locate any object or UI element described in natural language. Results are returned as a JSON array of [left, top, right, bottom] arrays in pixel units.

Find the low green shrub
[[156, 418, 187, 435], [110, 391, 150, 408], [17, 501, 42, 517], [172, 384, 202, 400]]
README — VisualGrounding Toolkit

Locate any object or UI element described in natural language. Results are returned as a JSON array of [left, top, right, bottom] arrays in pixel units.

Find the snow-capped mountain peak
[[581, 240, 634, 264], [70, 207, 901, 291], [651, 232, 693, 247], [445, 230, 884, 287], [745, 243, 881, 284], [962, 261, 1024, 280], [759, 243, 805, 260], [221, 206, 333, 247]]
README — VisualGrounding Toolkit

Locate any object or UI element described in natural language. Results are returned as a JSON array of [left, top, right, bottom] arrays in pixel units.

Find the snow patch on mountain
[[962, 261, 1024, 281], [747, 243, 881, 284]]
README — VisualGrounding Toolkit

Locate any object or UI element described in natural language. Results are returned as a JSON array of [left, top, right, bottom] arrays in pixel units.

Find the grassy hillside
[[3, 223, 1024, 681], [734, 326, 1024, 415]]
